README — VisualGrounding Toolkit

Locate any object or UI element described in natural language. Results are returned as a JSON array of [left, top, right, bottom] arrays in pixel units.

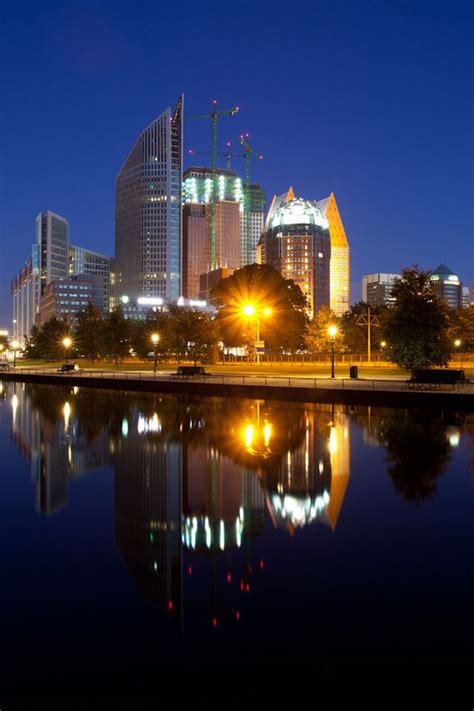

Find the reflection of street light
[[62, 336, 72, 364], [151, 333, 160, 373], [242, 304, 272, 364], [11, 340, 20, 368], [327, 325, 337, 379]]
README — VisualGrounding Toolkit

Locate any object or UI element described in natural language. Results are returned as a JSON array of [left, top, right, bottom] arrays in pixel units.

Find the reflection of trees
[[376, 411, 453, 502]]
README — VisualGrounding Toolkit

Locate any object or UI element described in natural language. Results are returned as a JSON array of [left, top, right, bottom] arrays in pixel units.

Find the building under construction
[[182, 165, 265, 299]]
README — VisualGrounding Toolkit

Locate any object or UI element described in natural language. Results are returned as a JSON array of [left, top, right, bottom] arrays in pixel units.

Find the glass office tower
[[115, 95, 184, 302]]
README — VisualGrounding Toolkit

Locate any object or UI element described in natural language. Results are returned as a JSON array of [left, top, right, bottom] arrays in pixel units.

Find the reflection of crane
[[188, 101, 239, 269], [240, 134, 263, 264]]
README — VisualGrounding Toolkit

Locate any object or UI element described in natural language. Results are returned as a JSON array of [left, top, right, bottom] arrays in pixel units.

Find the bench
[[407, 369, 466, 390], [171, 366, 209, 378]]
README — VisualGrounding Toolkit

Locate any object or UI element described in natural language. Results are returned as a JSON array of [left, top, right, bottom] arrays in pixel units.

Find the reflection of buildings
[[115, 425, 183, 618], [5, 384, 353, 629], [182, 447, 264, 551], [259, 407, 351, 534], [9, 384, 110, 515]]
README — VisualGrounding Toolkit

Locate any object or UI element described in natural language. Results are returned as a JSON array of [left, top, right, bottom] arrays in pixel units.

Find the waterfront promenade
[[3, 363, 473, 410]]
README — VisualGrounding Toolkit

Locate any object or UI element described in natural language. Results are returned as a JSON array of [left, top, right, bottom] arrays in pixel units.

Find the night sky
[[0, 0, 472, 327]]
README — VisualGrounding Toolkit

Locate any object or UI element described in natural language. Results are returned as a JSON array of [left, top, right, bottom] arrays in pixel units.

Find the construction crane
[[240, 134, 263, 264], [188, 101, 239, 270]]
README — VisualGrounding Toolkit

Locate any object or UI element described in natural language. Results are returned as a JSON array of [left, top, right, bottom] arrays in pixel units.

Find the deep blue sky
[[0, 0, 473, 327]]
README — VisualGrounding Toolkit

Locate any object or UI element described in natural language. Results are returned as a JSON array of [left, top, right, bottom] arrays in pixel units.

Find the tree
[[75, 304, 104, 362], [167, 307, 220, 364], [103, 307, 131, 365], [340, 302, 388, 354], [131, 311, 171, 362], [25, 318, 69, 360], [450, 307, 474, 351], [211, 264, 308, 353], [304, 306, 342, 353], [382, 266, 452, 370]]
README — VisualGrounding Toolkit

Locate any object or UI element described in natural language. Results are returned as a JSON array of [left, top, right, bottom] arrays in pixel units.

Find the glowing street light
[[327, 325, 338, 379], [11, 340, 20, 368], [62, 336, 72, 364], [380, 340, 386, 348], [454, 339, 461, 348], [151, 333, 160, 373], [242, 304, 272, 364]]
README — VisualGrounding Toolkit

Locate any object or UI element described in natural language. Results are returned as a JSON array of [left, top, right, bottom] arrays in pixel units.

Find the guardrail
[[6, 367, 473, 393]]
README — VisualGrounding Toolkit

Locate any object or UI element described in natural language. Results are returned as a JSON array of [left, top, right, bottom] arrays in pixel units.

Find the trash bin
[[349, 365, 358, 379]]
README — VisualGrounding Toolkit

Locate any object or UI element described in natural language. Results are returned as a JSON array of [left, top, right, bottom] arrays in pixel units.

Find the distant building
[[182, 166, 265, 298], [69, 245, 114, 313], [430, 264, 462, 309], [198, 267, 234, 303], [11, 258, 35, 345], [315, 193, 350, 316], [361, 273, 400, 308], [37, 274, 105, 325], [115, 96, 184, 304], [462, 287, 470, 309], [258, 187, 330, 317]]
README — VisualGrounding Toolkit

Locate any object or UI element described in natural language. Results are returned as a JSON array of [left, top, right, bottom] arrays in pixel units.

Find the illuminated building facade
[[11, 258, 35, 345], [69, 245, 114, 313], [315, 193, 350, 315], [259, 187, 330, 317], [115, 96, 184, 303], [37, 274, 106, 325], [430, 264, 463, 309], [182, 166, 265, 297], [362, 273, 400, 308]]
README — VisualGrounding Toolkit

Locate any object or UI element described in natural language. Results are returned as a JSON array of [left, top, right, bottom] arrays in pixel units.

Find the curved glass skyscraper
[[115, 95, 184, 303]]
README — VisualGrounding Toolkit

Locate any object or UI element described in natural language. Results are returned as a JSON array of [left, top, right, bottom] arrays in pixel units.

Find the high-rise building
[[315, 193, 350, 316], [35, 211, 70, 302], [11, 258, 35, 345], [115, 95, 184, 304], [361, 273, 400, 308], [12, 210, 70, 344], [430, 264, 462, 309], [69, 245, 114, 313], [182, 166, 264, 298], [258, 188, 330, 317]]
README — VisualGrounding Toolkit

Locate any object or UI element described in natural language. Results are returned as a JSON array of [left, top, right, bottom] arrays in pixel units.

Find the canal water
[[0, 381, 472, 697]]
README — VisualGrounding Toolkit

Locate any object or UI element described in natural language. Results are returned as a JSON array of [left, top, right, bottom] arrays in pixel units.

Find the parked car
[[0, 362, 11, 371], [57, 363, 80, 373]]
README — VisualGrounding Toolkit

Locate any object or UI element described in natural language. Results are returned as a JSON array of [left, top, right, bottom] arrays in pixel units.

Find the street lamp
[[11, 340, 20, 368], [242, 304, 271, 364], [62, 336, 72, 364], [327, 325, 338, 379], [454, 339, 461, 348], [151, 333, 160, 373]]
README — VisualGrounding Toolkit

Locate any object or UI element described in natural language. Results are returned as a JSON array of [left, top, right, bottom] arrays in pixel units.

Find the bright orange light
[[63, 337, 72, 349], [150, 333, 160, 345], [242, 304, 255, 317], [328, 325, 338, 338], [263, 307, 272, 316]]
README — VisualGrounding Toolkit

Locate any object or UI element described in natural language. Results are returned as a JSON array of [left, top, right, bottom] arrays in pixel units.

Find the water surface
[[0, 381, 472, 695]]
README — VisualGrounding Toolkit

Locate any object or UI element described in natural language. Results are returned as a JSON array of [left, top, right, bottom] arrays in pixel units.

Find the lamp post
[[11, 340, 19, 368], [328, 325, 338, 379], [62, 336, 72, 364], [151, 333, 160, 373], [242, 305, 271, 364]]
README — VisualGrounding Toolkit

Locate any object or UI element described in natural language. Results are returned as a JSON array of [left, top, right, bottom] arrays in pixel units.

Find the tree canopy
[[382, 266, 452, 370], [211, 264, 308, 352]]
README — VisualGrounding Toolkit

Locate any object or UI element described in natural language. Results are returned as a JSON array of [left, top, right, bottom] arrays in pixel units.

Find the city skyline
[[1, 1, 473, 328]]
